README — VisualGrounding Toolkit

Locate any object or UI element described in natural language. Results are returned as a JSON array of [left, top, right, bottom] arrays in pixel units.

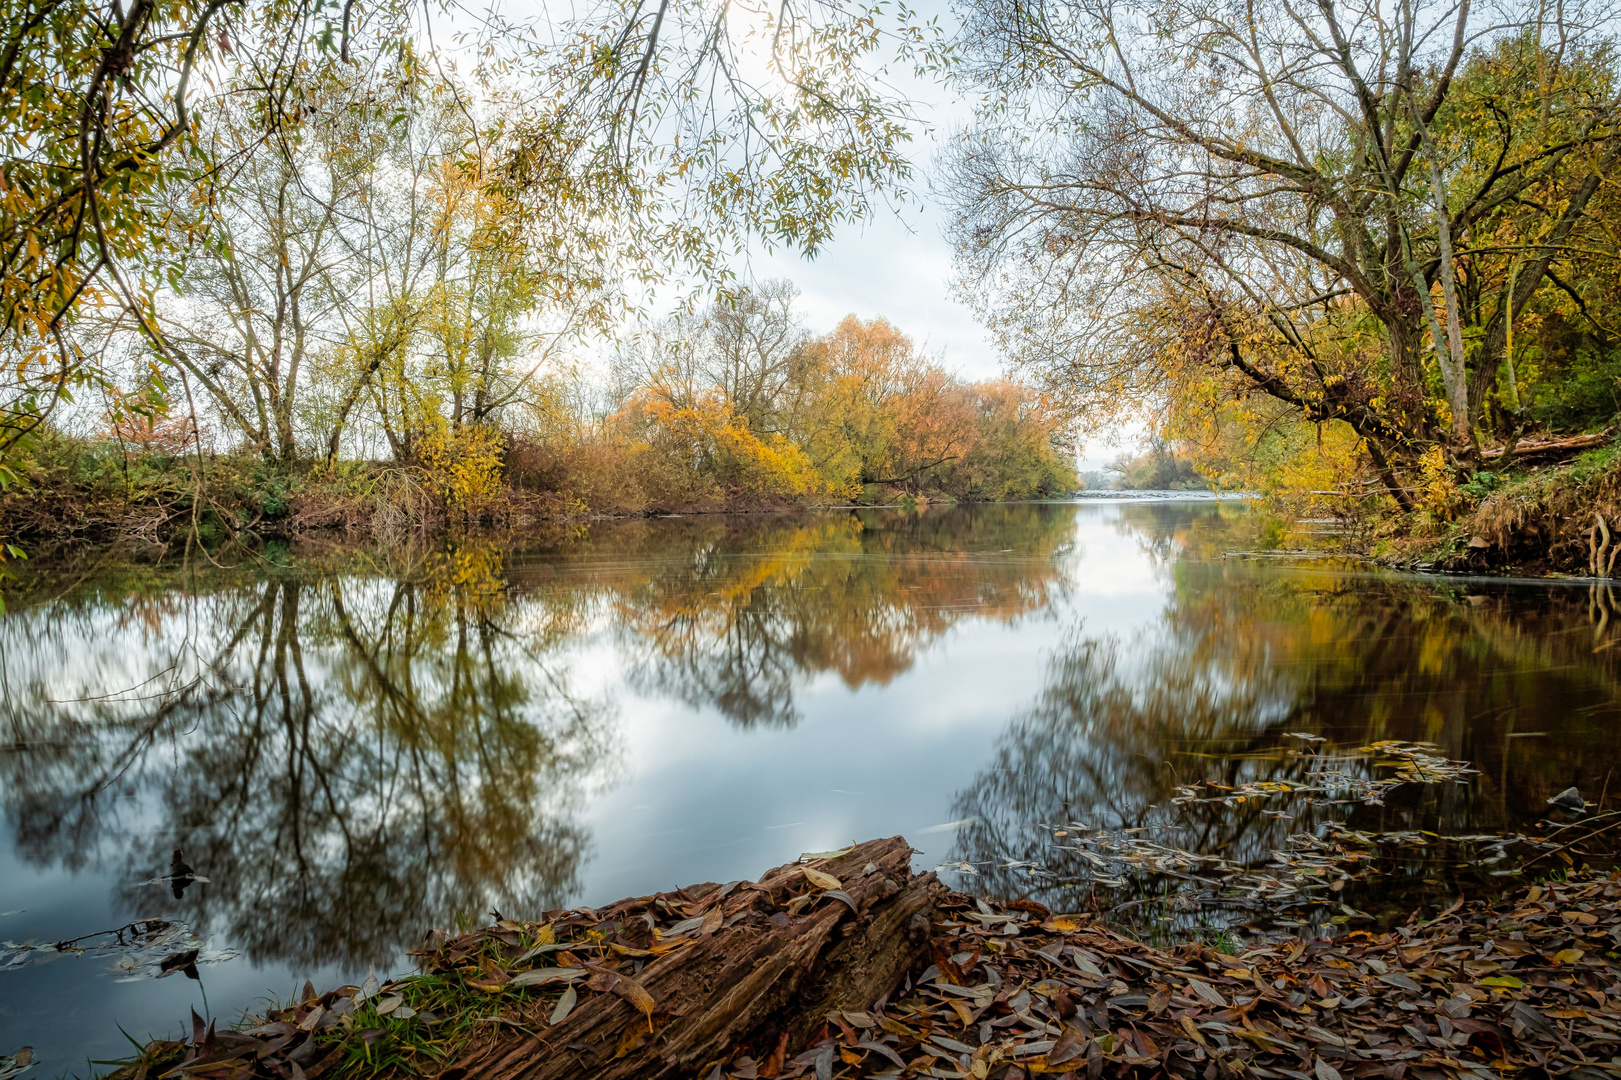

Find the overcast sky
[[721, 16, 1137, 465], [470, 0, 1135, 464]]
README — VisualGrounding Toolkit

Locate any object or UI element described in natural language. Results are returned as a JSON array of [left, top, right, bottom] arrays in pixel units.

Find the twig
[[1521, 816, 1621, 867]]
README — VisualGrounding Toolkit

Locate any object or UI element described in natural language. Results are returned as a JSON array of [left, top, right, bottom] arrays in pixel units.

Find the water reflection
[[8, 499, 1621, 1070], [948, 554, 1621, 931], [600, 511, 1075, 726], [0, 504, 1080, 975], [2, 554, 615, 971]]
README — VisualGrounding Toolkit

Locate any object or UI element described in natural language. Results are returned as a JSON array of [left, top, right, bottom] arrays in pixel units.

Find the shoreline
[[97, 838, 1621, 1080]]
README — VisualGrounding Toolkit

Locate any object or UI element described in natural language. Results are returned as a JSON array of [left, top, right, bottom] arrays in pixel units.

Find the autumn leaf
[[804, 867, 842, 890]]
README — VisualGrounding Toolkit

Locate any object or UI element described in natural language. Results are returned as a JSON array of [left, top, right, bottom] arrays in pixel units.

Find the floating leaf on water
[[919, 819, 979, 835], [0, 1048, 35, 1080]]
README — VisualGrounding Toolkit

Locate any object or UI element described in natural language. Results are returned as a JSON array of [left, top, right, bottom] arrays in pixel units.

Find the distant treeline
[[6, 281, 1076, 543]]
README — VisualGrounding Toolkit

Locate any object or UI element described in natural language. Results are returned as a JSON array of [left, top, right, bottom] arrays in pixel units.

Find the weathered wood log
[[436, 835, 943, 1080], [1479, 429, 1612, 464]]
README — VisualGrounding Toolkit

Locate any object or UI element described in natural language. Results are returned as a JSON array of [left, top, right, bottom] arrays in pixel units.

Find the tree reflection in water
[[601, 507, 1077, 727], [0, 504, 1082, 972], [949, 516, 1621, 933], [1, 545, 616, 971]]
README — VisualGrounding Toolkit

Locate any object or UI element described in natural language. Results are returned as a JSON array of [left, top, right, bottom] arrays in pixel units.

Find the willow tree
[[0, 0, 417, 476], [943, 0, 1621, 500], [1, 0, 934, 480]]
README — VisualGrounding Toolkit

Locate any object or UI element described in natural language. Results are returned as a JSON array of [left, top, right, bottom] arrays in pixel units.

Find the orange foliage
[[106, 414, 198, 456]]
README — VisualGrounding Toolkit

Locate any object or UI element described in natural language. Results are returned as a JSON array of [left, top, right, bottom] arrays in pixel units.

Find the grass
[[99, 926, 576, 1080], [1380, 441, 1621, 574]]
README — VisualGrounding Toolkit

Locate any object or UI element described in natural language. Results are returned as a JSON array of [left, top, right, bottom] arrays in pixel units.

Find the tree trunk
[[435, 836, 943, 1080], [1468, 150, 1619, 423]]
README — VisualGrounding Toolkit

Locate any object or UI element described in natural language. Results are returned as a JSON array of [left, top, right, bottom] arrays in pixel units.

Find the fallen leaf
[[822, 889, 859, 915], [804, 868, 842, 890], [598, 970, 656, 1029], [549, 985, 577, 1025], [508, 967, 584, 988], [1376, 972, 1421, 994], [1186, 979, 1229, 1007], [465, 959, 511, 993]]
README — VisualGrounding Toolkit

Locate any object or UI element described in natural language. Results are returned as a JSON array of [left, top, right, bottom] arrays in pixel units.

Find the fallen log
[[434, 835, 942, 1080], [1479, 429, 1612, 465]]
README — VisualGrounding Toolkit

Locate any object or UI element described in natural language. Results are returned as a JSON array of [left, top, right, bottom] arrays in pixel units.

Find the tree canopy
[[0, 0, 939, 490], [943, 0, 1621, 503]]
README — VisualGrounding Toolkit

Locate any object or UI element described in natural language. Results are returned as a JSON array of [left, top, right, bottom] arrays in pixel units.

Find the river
[[3, 498, 1619, 1074]]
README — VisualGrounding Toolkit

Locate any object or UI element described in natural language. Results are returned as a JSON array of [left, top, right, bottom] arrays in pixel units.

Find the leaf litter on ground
[[97, 866, 1621, 1080], [92, 739, 1621, 1080]]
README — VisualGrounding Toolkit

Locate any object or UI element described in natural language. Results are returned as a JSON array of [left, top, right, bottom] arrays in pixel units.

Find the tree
[[943, 0, 1621, 503], [134, 72, 376, 461], [611, 280, 810, 434], [701, 280, 812, 435], [0, 0, 410, 474], [1, 0, 934, 493]]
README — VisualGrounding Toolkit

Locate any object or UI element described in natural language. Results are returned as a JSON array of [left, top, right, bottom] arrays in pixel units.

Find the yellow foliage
[[416, 421, 505, 515], [1416, 446, 1465, 521], [1167, 389, 1365, 508], [625, 395, 825, 501]]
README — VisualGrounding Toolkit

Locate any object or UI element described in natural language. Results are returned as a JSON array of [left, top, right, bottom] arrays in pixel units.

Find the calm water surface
[[3, 499, 1620, 1074]]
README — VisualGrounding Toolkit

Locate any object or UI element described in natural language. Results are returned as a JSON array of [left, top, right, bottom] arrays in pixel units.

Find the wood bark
[[436, 835, 943, 1080], [1478, 430, 1611, 465]]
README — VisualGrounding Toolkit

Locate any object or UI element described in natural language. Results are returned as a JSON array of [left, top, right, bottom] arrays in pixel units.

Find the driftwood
[[1479, 429, 1612, 465], [436, 835, 942, 1080]]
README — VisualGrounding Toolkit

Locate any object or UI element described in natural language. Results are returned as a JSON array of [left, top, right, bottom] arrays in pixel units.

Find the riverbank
[[99, 837, 1620, 1080], [1250, 438, 1621, 579], [0, 436, 1064, 551], [1370, 443, 1619, 577]]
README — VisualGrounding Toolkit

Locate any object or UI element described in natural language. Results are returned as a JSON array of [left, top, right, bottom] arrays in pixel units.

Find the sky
[[703, 4, 1141, 465], [733, 9, 998, 381], [458, 0, 1137, 466]]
